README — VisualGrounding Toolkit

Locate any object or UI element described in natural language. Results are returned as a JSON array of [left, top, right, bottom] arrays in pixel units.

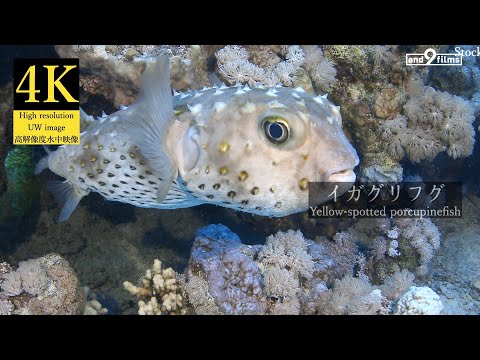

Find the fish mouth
[[327, 168, 356, 183]]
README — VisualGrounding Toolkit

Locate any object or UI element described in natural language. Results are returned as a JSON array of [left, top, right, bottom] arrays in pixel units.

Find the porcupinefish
[[36, 56, 359, 222]]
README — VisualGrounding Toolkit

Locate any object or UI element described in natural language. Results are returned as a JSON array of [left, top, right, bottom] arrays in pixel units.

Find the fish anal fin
[[46, 180, 89, 222]]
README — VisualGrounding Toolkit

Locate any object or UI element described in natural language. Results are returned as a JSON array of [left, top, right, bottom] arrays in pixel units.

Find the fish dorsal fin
[[80, 107, 95, 131], [46, 180, 89, 222], [123, 56, 177, 203]]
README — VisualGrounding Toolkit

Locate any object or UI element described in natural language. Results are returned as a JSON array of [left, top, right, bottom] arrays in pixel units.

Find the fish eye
[[262, 116, 290, 145]]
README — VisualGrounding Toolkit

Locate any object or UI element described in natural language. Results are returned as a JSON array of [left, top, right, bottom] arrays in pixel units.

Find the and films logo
[[13, 59, 80, 145], [406, 48, 462, 66]]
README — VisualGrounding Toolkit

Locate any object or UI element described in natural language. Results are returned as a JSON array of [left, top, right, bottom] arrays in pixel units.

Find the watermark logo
[[308, 182, 462, 219], [13, 58, 80, 145], [405, 48, 462, 66]]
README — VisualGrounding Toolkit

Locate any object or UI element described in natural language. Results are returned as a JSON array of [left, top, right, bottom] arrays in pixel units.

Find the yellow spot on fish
[[97, 169, 103, 174], [69, 166, 74, 172], [110, 147, 116, 152], [299, 178, 309, 191], [90, 156, 97, 162], [205, 166, 210, 174], [129, 153, 136, 158], [218, 142, 230, 153], [174, 109, 185, 116], [98, 145, 103, 151], [238, 171, 248, 181], [251, 187, 259, 195], [134, 146, 140, 151], [80, 160, 85, 167], [219, 166, 228, 175], [270, 185, 276, 193], [83, 142, 90, 150], [303, 154, 309, 160]]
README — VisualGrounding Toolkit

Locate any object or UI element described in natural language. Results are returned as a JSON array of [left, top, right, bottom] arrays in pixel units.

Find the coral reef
[[55, 45, 208, 107], [395, 286, 443, 315], [351, 216, 442, 280], [380, 269, 415, 300], [0, 254, 85, 315], [2, 45, 477, 316], [123, 259, 187, 315], [214, 45, 337, 93], [182, 225, 420, 315], [316, 275, 387, 315], [428, 46, 480, 99], [424, 197, 480, 314], [83, 298, 109, 315], [380, 84, 476, 162], [215, 45, 306, 88], [186, 224, 267, 315], [258, 229, 333, 315], [301, 45, 338, 92]]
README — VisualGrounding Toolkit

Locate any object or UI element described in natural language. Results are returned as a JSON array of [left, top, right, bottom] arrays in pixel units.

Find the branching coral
[[123, 259, 186, 315], [83, 299, 109, 315], [379, 84, 475, 162]]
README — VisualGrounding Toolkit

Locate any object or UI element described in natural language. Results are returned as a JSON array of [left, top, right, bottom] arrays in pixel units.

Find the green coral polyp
[[0, 146, 40, 218]]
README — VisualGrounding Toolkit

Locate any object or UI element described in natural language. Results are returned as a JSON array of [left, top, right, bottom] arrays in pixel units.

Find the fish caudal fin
[[123, 56, 177, 203], [46, 180, 89, 222]]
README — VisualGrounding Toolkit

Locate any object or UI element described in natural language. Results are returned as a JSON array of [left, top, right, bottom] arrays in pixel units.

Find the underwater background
[[0, 45, 479, 315]]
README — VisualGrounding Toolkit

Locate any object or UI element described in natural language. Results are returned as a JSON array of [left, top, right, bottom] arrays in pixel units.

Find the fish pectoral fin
[[156, 171, 177, 203], [46, 180, 89, 222], [34, 156, 50, 175], [122, 56, 178, 203]]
